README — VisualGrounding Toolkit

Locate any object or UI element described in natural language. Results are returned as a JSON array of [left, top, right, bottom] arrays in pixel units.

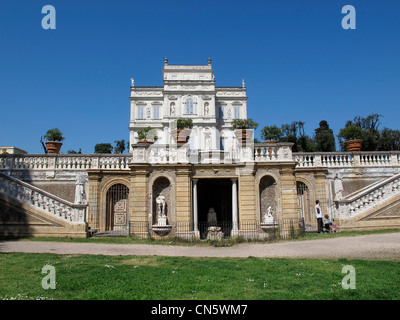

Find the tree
[[94, 143, 113, 154], [314, 120, 336, 152], [379, 128, 400, 151], [68, 148, 81, 154], [260, 125, 282, 141], [231, 118, 258, 130], [338, 114, 382, 151], [279, 121, 315, 152], [114, 140, 127, 154]]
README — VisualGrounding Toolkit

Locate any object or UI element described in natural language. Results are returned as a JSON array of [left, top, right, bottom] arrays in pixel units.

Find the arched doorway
[[105, 184, 129, 234], [296, 181, 315, 231]]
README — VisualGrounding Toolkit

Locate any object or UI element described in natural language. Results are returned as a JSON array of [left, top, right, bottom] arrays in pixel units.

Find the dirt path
[[1, 232, 400, 259]]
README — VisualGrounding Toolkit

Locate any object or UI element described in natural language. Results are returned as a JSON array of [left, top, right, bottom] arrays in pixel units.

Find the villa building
[[1, 60, 400, 239]]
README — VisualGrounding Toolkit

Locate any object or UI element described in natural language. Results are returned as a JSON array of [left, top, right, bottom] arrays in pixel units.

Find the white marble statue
[[74, 174, 87, 205], [262, 206, 274, 224], [334, 173, 344, 201]]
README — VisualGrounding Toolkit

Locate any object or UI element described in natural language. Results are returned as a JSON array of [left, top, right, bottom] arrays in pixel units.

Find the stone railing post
[[352, 153, 361, 166], [314, 154, 322, 167], [391, 153, 399, 166]]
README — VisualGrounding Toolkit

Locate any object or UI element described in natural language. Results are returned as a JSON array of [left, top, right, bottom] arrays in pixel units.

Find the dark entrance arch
[[197, 178, 232, 238]]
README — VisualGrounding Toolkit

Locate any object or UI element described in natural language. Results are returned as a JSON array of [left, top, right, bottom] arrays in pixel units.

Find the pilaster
[[175, 165, 192, 224], [279, 165, 298, 220], [129, 164, 150, 237]]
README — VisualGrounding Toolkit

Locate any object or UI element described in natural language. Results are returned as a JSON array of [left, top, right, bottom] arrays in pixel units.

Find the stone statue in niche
[[207, 207, 217, 226], [262, 206, 274, 224], [156, 195, 167, 226], [170, 103, 175, 116], [204, 102, 209, 116]]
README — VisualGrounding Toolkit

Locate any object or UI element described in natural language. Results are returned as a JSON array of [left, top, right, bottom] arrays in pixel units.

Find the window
[[137, 106, 144, 119], [153, 106, 160, 119], [219, 106, 224, 119], [234, 106, 240, 119], [186, 99, 194, 114]]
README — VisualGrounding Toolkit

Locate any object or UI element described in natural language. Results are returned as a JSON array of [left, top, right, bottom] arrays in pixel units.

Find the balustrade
[[0, 173, 86, 223], [1, 149, 400, 169], [335, 173, 400, 218]]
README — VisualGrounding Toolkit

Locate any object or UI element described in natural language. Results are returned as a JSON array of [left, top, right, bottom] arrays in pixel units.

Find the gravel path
[[1, 232, 400, 259]]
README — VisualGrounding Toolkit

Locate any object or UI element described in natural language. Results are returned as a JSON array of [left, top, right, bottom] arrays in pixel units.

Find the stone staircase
[[0, 172, 87, 238], [334, 173, 400, 230]]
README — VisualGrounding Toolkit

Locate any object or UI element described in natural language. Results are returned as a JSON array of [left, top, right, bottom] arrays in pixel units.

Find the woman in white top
[[315, 200, 323, 233]]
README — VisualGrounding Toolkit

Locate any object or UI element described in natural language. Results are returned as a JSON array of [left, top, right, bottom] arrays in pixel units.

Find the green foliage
[[137, 127, 158, 141], [260, 125, 282, 141], [279, 121, 315, 152], [94, 143, 113, 154], [2, 252, 400, 300], [67, 149, 81, 154], [380, 128, 400, 151], [231, 118, 258, 130], [336, 114, 400, 151], [314, 120, 336, 152], [338, 124, 363, 140], [43, 128, 65, 142], [114, 139, 127, 154], [176, 118, 194, 129]]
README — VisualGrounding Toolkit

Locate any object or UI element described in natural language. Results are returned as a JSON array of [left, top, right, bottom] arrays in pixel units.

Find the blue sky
[[1, 0, 399, 154]]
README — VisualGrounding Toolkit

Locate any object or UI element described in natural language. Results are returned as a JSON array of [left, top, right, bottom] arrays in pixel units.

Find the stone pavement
[[1, 232, 400, 259]]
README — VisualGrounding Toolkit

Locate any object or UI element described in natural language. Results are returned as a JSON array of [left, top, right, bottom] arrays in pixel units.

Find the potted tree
[[260, 125, 282, 144], [171, 118, 193, 143], [43, 128, 65, 154], [338, 124, 363, 151], [232, 119, 258, 144], [137, 127, 158, 144]]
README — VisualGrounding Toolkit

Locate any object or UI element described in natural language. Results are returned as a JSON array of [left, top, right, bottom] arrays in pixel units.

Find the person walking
[[315, 200, 323, 233]]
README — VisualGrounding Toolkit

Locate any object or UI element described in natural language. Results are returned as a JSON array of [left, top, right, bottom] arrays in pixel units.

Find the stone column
[[231, 178, 238, 234], [193, 179, 199, 237]]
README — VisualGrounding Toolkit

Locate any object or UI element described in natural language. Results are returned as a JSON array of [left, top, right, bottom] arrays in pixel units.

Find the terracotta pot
[[45, 141, 63, 154], [345, 139, 363, 152], [234, 129, 253, 144], [137, 140, 154, 145], [172, 129, 191, 143], [262, 140, 278, 144]]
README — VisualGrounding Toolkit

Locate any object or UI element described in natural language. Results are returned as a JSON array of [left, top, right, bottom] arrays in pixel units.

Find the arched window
[[186, 98, 194, 114]]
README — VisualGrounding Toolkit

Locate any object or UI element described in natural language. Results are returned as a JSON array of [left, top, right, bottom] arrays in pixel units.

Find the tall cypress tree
[[314, 120, 336, 152]]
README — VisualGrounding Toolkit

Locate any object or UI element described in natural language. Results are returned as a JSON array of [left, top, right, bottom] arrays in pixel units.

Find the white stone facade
[[129, 59, 248, 154]]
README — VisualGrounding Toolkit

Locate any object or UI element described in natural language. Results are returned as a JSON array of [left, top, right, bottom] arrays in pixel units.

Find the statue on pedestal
[[262, 206, 274, 224], [156, 195, 167, 226]]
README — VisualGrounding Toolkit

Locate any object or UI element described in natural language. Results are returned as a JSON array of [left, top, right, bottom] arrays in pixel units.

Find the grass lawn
[[1, 253, 399, 300]]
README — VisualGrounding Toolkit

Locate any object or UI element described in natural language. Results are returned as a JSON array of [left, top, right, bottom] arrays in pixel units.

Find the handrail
[[0, 172, 87, 223]]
